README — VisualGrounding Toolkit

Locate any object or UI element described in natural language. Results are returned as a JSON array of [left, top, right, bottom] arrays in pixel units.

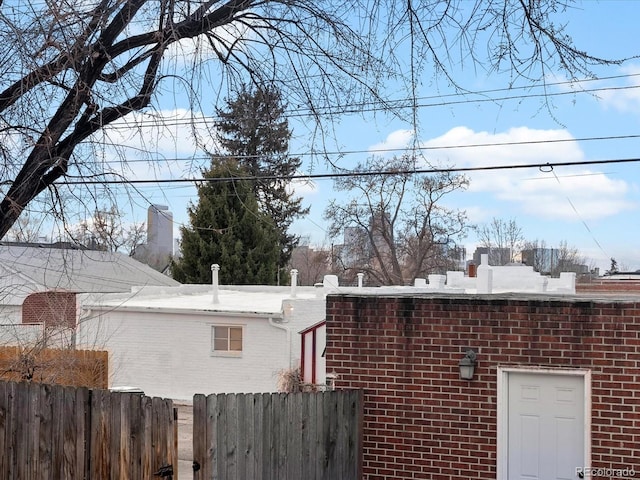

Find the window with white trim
[[211, 325, 243, 356]]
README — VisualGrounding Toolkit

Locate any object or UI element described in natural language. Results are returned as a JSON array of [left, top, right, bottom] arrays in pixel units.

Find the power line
[[4, 132, 632, 169], [549, 169, 610, 260], [286, 72, 640, 115], [56, 157, 640, 186], [103, 74, 640, 129]]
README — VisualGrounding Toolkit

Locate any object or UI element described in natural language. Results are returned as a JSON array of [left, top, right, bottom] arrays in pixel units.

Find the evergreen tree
[[214, 85, 309, 279], [172, 159, 280, 285]]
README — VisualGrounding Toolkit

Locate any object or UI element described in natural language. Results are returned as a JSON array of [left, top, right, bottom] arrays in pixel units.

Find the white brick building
[[77, 282, 327, 400]]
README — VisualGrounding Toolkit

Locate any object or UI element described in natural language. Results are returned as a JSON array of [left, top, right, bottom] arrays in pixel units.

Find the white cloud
[[595, 64, 640, 113], [287, 175, 318, 197], [368, 129, 414, 154], [505, 171, 633, 219], [420, 126, 636, 221], [92, 109, 217, 181]]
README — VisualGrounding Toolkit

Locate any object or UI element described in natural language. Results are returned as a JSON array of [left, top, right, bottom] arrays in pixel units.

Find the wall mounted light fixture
[[458, 349, 477, 380]]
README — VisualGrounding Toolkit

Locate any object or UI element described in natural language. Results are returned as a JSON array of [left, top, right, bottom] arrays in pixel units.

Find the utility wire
[[550, 169, 609, 259], [37, 132, 640, 166], [104, 78, 640, 129], [56, 156, 640, 186]]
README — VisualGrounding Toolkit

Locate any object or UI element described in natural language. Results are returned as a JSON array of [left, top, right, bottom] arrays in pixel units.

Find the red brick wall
[[22, 291, 77, 328], [326, 295, 640, 480], [577, 281, 640, 293]]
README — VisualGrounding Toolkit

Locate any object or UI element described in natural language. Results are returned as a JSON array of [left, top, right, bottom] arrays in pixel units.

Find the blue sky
[[96, 1, 640, 273]]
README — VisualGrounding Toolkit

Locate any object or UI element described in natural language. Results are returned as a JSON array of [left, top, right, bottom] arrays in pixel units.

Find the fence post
[[84, 389, 92, 479]]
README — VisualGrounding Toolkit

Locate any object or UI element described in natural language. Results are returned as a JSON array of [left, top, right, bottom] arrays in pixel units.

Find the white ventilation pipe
[[357, 273, 364, 288], [477, 254, 493, 294], [211, 264, 220, 304], [290, 269, 298, 298]]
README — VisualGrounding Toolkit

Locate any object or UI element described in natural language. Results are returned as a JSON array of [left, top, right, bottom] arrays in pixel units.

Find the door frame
[[496, 367, 591, 480]]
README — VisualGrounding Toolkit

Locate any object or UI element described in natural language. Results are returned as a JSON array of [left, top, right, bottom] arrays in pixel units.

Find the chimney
[[357, 273, 364, 288], [211, 264, 220, 304], [468, 262, 477, 278]]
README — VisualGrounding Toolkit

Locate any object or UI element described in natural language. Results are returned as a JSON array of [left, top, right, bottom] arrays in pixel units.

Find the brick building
[[326, 293, 640, 479], [77, 281, 328, 399]]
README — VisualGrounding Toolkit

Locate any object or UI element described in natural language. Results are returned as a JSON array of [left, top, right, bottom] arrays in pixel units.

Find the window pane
[[229, 327, 242, 351], [230, 327, 242, 341], [212, 326, 242, 353], [214, 326, 229, 342]]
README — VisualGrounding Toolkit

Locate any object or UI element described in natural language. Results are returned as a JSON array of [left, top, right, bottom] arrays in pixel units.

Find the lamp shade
[[458, 349, 477, 380]]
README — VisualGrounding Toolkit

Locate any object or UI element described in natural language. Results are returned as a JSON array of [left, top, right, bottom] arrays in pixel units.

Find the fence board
[[192, 394, 205, 480], [249, 394, 260, 480], [141, 395, 153, 479], [276, 394, 287, 477], [0, 347, 108, 388], [169, 400, 177, 477], [55, 385, 66, 477], [158, 397, 175, 477], [240, 393, 255, 480], [0, 381, 176, 480], [286, 393, 301, 480], [311, 391, 322, 479], [151, 396, 161, 477], [172, 405, 179, 479], [129, 393, 143, 479], [261, 393, 272, 480], [15, 384, 28, 480], [120, 394, 132, 480], [0, 382, 6, 480], [91, 389, 109, 479], [63, 386, 84, 480], [43, 384, 54, 479], [206, 394, 218, 480], [110, 391, 122, 480], [226, 393, 239, 480], [194, 390, 362, 480]]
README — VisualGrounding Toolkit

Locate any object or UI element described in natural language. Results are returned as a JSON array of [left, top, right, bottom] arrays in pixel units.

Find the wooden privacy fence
[[193, 390, 363, 480], [0, 346, 108, 389], [0, 381, 177, 480]]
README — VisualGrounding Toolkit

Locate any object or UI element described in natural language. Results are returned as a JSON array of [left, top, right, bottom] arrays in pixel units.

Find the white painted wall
[[76, 296, 326, 401], [77, 310, 282, 399], [0, 322, 42, 345], [0, 305, 23, 326]]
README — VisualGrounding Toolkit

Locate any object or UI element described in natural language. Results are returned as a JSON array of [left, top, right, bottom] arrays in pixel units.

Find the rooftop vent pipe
[[290, 269, 298, 298], [211, 264, 220, 304]]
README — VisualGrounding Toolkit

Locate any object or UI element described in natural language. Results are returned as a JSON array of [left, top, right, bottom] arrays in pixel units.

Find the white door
[[507, 372, 585, 480]]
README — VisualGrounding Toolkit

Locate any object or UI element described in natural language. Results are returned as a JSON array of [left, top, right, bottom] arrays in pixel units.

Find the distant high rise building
[[472, 246, 512, 266], [147, 205, 173, 256], [133, 205, 174, 272]]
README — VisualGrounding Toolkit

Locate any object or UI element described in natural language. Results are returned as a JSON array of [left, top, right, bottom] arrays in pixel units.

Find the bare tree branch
[[0, 0, 630, 237], [325, 155, 469, 285]]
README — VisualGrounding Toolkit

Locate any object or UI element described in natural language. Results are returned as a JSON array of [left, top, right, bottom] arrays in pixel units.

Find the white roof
[[82, 284, 323, 316], [0, 244, 179, 296], [79, 265, 580, 318]]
